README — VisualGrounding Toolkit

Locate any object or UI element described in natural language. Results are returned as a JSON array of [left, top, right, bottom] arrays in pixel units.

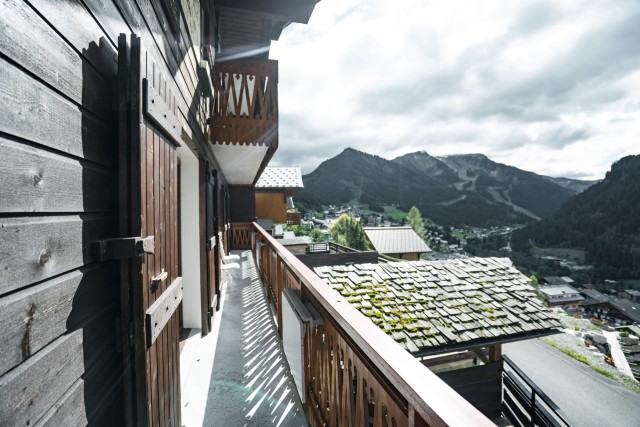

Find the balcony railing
[[210, 59, 278, 147], [245, 222, 494, 426]]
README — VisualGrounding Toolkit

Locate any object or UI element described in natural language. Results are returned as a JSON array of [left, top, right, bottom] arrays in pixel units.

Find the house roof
[[540, 285, 584, 303], [610, 298, 640, 323], [580, 290, 640, 322], [255, 166, 303, 189], [543, 276, 571, 286], [314, 257, 562, 355], [363, 227, 432, 255], [581, 289, 609, 305]]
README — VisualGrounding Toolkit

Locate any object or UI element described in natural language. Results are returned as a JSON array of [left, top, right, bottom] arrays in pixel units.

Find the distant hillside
[[297, 148, 594, 227], [512, 155, 640, 279], [434, 153, 576, 218], [543, 176, 599, 193]]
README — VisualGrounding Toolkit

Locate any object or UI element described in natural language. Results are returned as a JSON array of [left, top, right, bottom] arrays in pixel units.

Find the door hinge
[[206, 236, 216, 251], [93, 236, 154, 261]]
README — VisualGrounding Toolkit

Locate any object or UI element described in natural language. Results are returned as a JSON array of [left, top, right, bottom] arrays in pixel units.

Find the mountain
[[297, 148, 595, 226], [512, 155, 640, 278], [432, 153, 577, 218], [543, 176, 599, 193]]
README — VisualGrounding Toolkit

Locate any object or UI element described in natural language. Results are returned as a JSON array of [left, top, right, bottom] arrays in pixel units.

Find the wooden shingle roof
[[314, 257, 561, 355], [363, 227, 432, 255]]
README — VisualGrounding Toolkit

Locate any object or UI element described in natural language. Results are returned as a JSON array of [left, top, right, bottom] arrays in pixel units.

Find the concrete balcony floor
[[181, 250, 307, 426]]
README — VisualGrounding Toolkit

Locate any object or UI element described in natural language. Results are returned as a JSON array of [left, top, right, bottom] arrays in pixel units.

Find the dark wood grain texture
[[0, 215, 114, 295], [0, 57, 113, 165], [0, 264, 116, 376], [0, 137, 114, 213]]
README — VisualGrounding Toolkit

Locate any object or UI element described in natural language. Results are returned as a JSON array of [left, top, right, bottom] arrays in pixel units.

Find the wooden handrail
[[252, 222, 493, 426]]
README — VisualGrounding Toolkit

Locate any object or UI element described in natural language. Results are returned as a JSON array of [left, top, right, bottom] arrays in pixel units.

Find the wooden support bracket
[[146, 277, 183, 346]]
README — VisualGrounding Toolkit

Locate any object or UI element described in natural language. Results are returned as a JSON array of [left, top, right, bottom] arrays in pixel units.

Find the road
[[503, 339, 640, 427]]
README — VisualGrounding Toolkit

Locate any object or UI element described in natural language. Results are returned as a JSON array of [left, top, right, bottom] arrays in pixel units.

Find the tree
[[330, 214, 369, 250], [406, 206, 426, 238]]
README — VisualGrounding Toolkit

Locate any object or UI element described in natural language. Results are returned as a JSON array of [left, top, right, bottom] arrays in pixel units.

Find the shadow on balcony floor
[[203, 250, 307, 427]]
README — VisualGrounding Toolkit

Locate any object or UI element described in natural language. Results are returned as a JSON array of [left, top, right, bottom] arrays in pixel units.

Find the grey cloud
[[538, 126, 591, 148]]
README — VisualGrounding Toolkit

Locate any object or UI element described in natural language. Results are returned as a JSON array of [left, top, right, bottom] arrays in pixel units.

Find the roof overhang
[[412, 328, 562, 358], [211, 143, 274, 185], [215, 0, 319, 24]]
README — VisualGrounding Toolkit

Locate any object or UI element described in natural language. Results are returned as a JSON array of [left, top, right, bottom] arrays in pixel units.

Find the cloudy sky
[[268, 0, 640, 180]]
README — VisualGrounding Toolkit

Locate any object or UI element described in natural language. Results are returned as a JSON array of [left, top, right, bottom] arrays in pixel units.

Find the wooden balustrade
[[210, 59, 278, 147], [231, 222, 253, 249], [251, 223, 494, 427]]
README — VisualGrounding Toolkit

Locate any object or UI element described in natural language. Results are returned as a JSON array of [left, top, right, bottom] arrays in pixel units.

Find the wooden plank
[[0, 137, 114, 213], [0, 214, 114, 295], [0, 0, 112, 117], [35, 356, 124, 427], [34, 377, 89, 426], [0, 331, 83, 426], [171, 148, 180, 427], [0, 264, 116, 376], [144, 79, 182, 146], [0, 310, 118, 425], [27, 0, 118, 78], [0, 57, 113, 165]]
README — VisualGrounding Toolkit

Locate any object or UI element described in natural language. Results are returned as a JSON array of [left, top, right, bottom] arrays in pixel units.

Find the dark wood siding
[[0, 0, 216, 424], [229, 185, 257, 222], [435, 361, 503, 419]]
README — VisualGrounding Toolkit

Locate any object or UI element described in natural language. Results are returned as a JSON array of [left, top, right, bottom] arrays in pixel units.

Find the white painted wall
[[178, 147, 201, 329]]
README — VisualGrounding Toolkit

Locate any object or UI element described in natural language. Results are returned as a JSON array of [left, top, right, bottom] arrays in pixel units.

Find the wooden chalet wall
[[255, 191, 287, 223], [0, 0, 223, 424], [229, 185, 256, 223]]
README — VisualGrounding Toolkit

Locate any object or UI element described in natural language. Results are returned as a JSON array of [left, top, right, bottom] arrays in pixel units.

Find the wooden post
[[276, 257, 283, 336], [489, 344, 502, 362]]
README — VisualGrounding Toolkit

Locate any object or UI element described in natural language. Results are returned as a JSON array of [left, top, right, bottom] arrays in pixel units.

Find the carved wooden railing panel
[[283, 265, 301, 293], [251, 223, 494, 427], [231, 222, 253, 249], [210, 59, 278, 147], [308, 313, 408, 427]]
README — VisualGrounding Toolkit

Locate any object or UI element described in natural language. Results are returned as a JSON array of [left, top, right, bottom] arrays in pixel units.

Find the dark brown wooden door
[[205, 162, 220, 331], [119, 34, 182, 426]]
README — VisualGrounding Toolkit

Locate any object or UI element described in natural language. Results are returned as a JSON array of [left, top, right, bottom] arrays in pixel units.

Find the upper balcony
[[209, 59, 278, 185]]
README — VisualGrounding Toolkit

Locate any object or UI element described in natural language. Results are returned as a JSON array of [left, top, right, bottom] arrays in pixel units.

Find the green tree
[[330, 214, 369, 250], [406, 206, 426, 238]]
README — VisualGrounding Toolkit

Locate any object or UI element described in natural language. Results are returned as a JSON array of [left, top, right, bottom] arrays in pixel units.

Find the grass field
[[531, 246, 587, 263], [618, 279, 640, 290], [361, 205, 408, 221]]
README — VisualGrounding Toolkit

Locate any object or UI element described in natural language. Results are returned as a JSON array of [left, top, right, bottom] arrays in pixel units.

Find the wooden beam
[[473, 348, 490, 365], [489, 344, 502, 362]]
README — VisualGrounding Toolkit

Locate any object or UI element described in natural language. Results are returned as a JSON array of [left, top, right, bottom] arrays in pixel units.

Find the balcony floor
[[181, 250, 307, 426]]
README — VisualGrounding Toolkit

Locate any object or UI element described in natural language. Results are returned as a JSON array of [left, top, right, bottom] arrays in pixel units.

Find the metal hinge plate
[[93, 236, 154, 261]]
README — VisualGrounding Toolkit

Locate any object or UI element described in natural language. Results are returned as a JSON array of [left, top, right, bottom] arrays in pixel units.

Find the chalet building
[[364, 226, 432, 261], [254, 166, 304, 224], [582, 289, 640, 325], [619, 289, 640, 303], [539, 285, 585, 312], [0, 1, 522, 426]]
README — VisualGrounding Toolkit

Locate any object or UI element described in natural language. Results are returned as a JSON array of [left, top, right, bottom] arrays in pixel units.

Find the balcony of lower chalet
[[180, 222, 495, 426]]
